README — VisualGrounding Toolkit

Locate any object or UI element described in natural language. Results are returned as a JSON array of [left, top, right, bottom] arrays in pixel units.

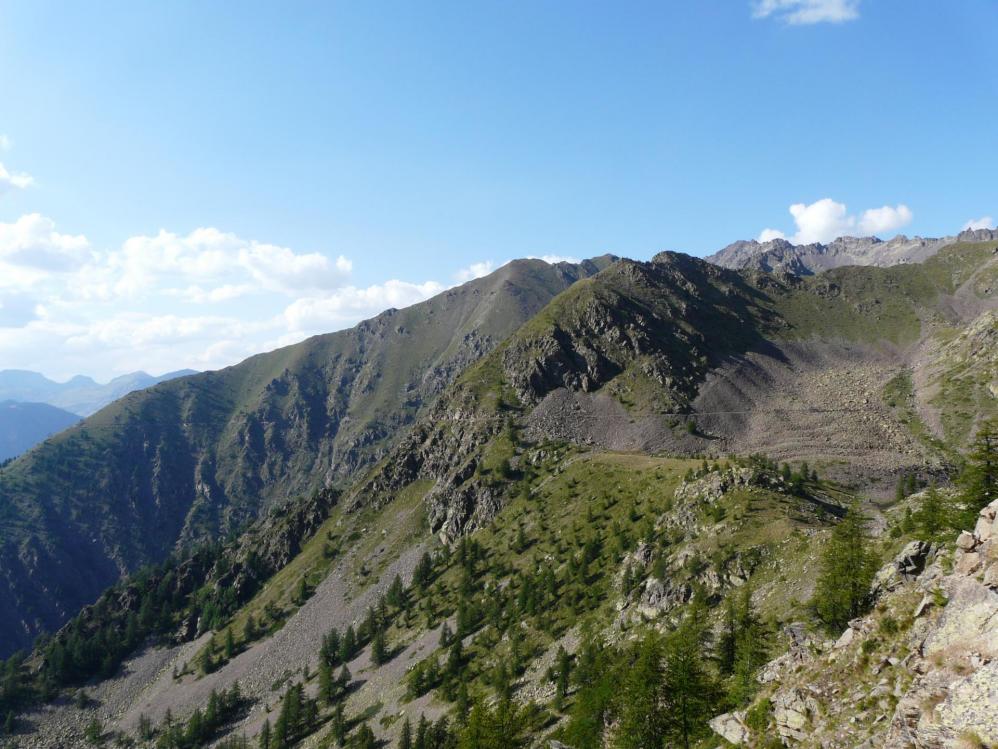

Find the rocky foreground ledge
[[710, 498, 998, 748]]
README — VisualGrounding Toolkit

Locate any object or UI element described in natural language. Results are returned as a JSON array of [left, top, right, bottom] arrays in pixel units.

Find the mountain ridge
[[0, 369, 198, 417], [0, 255, 616, 656], [707, 227, 998, 275]]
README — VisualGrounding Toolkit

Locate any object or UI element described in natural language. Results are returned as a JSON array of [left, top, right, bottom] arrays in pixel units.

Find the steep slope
[[0, 256, 615, 657], [0, 370, 197, 417], [707, 228, 998, 275], [0, 402, 79, 462], [12, 451, 852, 748]]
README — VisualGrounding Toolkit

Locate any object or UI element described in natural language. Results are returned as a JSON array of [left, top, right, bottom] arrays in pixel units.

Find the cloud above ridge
[[758, 198, 913, 245]]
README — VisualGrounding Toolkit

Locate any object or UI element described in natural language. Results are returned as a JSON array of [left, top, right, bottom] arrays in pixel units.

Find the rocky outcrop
[[716, 499, 998, 748], [707, 233, 957, 275], [773, 687, 820, 743], [884, 499, 998, 747], [870, 539, 936, 597]]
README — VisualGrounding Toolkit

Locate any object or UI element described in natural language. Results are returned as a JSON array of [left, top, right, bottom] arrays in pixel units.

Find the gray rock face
[[772, 687, 819, 742], [871, 539, 936, 597], [708, 711, 750, 745], [706, 233, 957, 275]]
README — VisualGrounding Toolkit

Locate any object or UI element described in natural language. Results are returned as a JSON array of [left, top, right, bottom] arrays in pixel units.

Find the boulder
[[834, 627, 856, 649], [956, 531, 977, 551], [709, 711, 750, 745], [871, 540, 934, 597], [984, 562, 998, 589], [773, 687, 818, 742]]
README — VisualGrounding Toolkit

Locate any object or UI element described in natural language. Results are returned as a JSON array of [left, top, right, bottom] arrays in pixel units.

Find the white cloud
[[110, 227, 352, 298], [0, 213, 91, 276], [788, 199, 854, 244], [757, 228, 787, 242], [0, 161, 34, 195], [0, 212, 593, 380], [283, 280, 446, 333], [0, 292, 41, 328], [962, 216, 995, 231], [858, 204, 913, 235], [527, 254, 581, 264], [455, 260, 495, 283], [0, 135, 11, 151], [753, 0, 859, 24], [760, 198, 913, 245]]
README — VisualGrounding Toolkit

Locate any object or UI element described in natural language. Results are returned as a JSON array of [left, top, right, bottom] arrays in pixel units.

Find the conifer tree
[[663, 604, 718, 749], [717, 595, 737, 675], [812, 501, 878, 630], [258, 719, 271, 749], [341, 625, 357, 663], [354, 724, 377, 749], [331, 702, 346, 745], [318, 656, 333, 705], [614, 634, 666, 749], [372, 628, 389, 666], [415, 715, 430, 749], [960, 419, 998, 520], [398, 718, 413, 749], [916, 483, 952, 539], [337, 664, 352, 692], [730, 585, 767, 704]]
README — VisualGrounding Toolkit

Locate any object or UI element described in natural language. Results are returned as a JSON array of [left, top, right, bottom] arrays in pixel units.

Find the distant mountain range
[[0, 401, 80, 462], [706, 227, 998, 275], [0, 368, 198, 417]]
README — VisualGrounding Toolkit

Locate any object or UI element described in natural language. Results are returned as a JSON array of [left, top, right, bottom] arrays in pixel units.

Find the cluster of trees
[[258, 683, 320, 749], [557, 604, 725, 749], [891, 420, 998, 542], [41, 545, 223, 692], [102, 684, 251, 749], [1, 489, 340, 726]]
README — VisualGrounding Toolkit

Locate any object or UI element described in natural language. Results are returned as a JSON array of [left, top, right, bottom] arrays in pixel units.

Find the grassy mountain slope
[[3, 241, 997, 747], [13, 448, 854, 747], [0, 256, 615, 657]]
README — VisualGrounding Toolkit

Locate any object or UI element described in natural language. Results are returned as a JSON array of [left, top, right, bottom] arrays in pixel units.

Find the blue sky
[[1, 0, 996, 379]]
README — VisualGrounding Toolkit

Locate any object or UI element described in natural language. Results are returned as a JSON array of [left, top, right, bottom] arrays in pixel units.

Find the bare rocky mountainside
[[707, 227, 998, 275], [0, 256, 615, 656], [1, 237, 997, 749]]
